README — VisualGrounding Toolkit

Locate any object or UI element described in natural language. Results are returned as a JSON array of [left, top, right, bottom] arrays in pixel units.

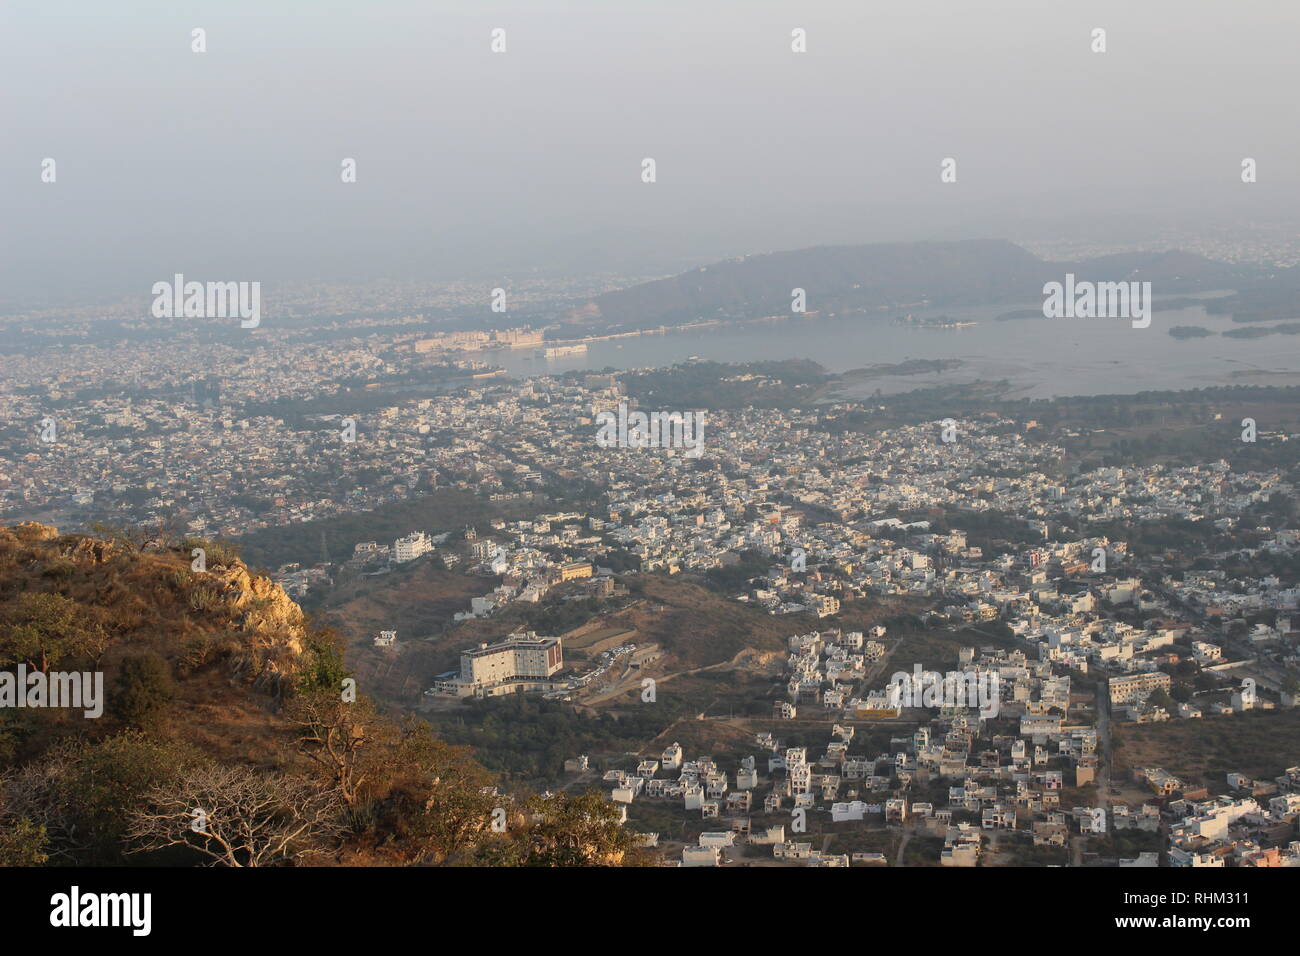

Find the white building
[[429, 632, 563, 697], [661, 742, 683, 770], [394, 531, 434, 563], [682, 846, 721, 867]]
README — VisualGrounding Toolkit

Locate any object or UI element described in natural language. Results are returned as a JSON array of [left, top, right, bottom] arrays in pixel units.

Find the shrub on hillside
[[112, 652, 175, 727]]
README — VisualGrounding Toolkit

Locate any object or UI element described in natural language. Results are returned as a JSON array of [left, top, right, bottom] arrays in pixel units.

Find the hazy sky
[[3, 0, 1298, 304]]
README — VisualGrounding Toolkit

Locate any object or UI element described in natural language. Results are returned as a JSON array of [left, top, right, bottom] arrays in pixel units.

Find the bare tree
[[283, 691, 392, 807], [128, 763, 342, 867]]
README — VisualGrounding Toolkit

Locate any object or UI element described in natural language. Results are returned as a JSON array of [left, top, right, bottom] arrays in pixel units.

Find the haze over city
[[4, 0, 1300, 306]]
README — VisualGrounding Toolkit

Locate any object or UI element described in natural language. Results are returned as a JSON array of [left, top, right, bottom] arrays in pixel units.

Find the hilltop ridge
[[576, 239, 1246, 330]]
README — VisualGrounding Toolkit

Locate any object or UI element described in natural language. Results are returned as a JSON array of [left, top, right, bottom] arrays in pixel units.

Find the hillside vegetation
[[0, 523, 638, 867]]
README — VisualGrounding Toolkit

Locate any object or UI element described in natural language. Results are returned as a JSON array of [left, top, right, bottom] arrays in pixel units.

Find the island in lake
[[842, 358, 965, 378], [1222, 321, 1300, 339], [897, 314, 978, 329]]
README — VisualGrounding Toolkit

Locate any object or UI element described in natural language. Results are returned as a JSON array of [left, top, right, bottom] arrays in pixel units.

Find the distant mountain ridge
[[578, 239, 1248, 330]]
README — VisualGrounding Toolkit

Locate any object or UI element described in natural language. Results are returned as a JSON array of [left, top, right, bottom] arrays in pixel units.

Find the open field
[[1113, 707, 1300, 791], [562, 623, 639, 655]]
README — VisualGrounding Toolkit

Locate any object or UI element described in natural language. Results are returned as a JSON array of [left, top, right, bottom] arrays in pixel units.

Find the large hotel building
[[431, 631, 563, 698]]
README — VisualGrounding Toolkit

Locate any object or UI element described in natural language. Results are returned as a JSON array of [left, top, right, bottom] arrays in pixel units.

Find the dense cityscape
[[3, 287, 1298, 871]]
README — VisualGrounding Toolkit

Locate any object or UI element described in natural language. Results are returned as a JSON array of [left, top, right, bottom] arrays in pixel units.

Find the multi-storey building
[[1109, 672, 1172, 705], [393, 531, 433, 563], [430, 632, 563, 698], [558, 560, 593, 582]]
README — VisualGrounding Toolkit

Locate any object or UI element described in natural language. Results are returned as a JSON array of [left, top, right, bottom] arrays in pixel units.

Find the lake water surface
[[493, 296, 1300, 399]]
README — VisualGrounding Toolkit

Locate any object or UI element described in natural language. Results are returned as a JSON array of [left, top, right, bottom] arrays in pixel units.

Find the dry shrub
[[188, 580, 225, 613]]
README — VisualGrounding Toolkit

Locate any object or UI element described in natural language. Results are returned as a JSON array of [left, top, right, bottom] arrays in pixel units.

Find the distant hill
[[576, 239, 1246, 330]]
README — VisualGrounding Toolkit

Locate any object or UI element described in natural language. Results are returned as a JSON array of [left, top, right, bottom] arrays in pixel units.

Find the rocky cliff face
[[0, 523, 310, 686], [208, 561, 306, 652]]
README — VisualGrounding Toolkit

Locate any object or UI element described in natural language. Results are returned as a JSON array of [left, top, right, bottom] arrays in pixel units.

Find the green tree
[[296, 627, 351, 695], [1148, 689, 1177, 712], [112, 652, 175, 727], [0, 733, 192, 865], [472, 790, 643, 867], [0, 593, 106, 672], [380, 724, 498, 863], [0, 818, 49, 866]]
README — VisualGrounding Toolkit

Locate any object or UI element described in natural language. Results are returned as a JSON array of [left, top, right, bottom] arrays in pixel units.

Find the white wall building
[[394, 531, 434, 563]]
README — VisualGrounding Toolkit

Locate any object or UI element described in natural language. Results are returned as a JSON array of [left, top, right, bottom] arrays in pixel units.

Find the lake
[[491, 295, 1300, 399]]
